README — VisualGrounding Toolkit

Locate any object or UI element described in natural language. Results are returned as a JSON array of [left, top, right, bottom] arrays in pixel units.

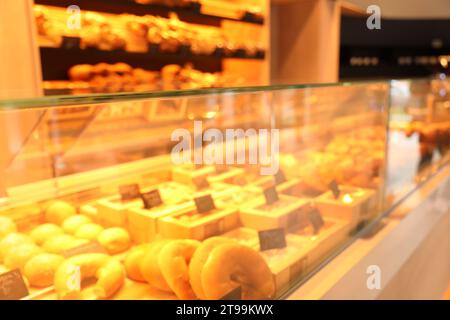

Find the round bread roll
[[68, 64, 93, 81], [45, 201, 77, 225], [189, 237, 234, 299], [158, 239, 200, 300], [24, 253, 64, 287], [62, 215, 92, 234], [54, 253, 125, 300], [42, 234, 76, 254], [4, 243, 43, 272], [30, 224, 64, 246], [124, 244, 149, 282], [201, 243, 274, 300], [97, 228, 131, 255], [74, 223, 104, 241], [140, 239, 172, 292], [0, 216, 17, 240], [0, 233, 34, 263]]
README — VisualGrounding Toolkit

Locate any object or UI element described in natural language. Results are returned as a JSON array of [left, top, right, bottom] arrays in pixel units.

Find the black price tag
[[274, 170, 287, 185], [194, 194, 216, 214], [0, 269, 29, 300], [63, 241, 107, 258], [220, 286, 242, 300], [193, 176, 210, 190], [141, 189, 163, 209], [329, 180, 341, 199], [263, 186, 279, 205], [61, 36, 81, 50], [258, 228, 287, 251], [308, 208, 324, 234], [119, 184, 141, 201]]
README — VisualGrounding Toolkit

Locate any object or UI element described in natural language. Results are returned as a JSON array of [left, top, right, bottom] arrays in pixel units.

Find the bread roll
[[97, 228, 131, 255], [42, 234, 76, 254], [0, 233, 34, 263], [62, 215, 92, 234], [74, 223, 104, 241], [4, 243, 43, 272], [45, 201, 77, 225], [30, 224, 64, 246], [0, 216, 17, 239], [24, 253, 65, 287]]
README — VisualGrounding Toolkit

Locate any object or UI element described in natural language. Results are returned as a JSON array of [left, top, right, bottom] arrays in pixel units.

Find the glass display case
[[0, 79, 447, 300]]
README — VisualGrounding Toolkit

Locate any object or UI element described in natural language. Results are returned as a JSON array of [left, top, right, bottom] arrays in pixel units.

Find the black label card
[[220, 286, 242, 300], [264, 186, 279, 205], [274, 169, 287, 185], [61, 36, 81, 50], [258, 228, 287, 251], [141, 189, 163, 209], [193, 176, 210, 190], [194, 194, 216, 214], [0, 269, 29, 300], [119, 184, 141, 201], [63, 241, 107, 258], [329, 180, 341, 199], [308, 208, 324, 234]]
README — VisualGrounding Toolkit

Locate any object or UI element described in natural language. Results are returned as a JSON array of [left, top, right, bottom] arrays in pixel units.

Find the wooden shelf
[[34, 0, 265, 26]]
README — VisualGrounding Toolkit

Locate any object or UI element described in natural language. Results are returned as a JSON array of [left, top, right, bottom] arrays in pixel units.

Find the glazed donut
[[74, 223, 104, 241], [0, 216, 17, 239], [42, 234, 76, 254], [62, 215, 92, 234], [140, 239, 172, 292], [30, 224, 64, 246], [189, 237, 235, 300], [24, 253, 64, 288], [97, 228, 131, 255], [45, 201, 77, 225], [0, 233, 34, 263], [201, 243, 274, 300], [54, 253, 125, 300], [124, 244, 149, 282], [158, 239, 200, 300], [4, 243, 43, 272]]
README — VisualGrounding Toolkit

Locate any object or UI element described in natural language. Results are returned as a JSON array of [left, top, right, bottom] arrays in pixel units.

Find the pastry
[[189, 237, 235, 299], [42, 234, 76, 254], [54, 253, 125, 300], [30, 224, 64, 246], [124, 244, 150, 282], [24, 253, 65, 288], [0, 216, 17, 239], [0, 233, 34, 263], [74, 223, 104, 241], [158, 239, 200, 300], [97, 228, 131, 255], [140, 239, 172, 292], [62, 215, 93, 234], [68, 64, 93, 81], [201, 243, 274, 300], [45, 201, 77, 225], [4, 243, 43, 272]]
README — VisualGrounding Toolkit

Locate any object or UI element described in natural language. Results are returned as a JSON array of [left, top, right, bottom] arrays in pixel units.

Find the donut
[[45, 201, 77, 225], [4, 243, 43, 272], [97, 228, 131, 255], [74, 223, 104, 241], [201, 243, 274, 300], [0, 216, 17, 239], [124, 244, 150, 282], [54, 253, 125, 300], [42, 234, 76, 254], [29, 224, 64, 246], [0, 233, 34, 263], [189, 237, 235, 299], [158, 239, 200, 300], [140, 239, 172, 292], [24, 253, 64, 287], [62, 215, 92, 234]]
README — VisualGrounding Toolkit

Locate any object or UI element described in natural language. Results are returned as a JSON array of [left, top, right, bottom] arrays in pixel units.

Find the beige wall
[[347, 0, 450, 19]]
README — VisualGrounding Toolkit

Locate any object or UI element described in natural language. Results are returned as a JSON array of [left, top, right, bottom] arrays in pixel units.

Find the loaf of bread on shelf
[[0, 216, 17, 240]]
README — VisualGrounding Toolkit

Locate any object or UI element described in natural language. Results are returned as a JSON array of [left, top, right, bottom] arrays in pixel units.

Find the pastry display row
[[44, 62, 243, 94], [34, 5, 265, 56]]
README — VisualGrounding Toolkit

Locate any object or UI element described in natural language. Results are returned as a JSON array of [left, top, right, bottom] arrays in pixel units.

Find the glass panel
[[387, 77, 450, 205]]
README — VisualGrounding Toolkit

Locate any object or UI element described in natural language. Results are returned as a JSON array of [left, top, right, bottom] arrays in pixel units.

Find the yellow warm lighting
[[342, 193, 353, 204], [440, 57, 448, 68]]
